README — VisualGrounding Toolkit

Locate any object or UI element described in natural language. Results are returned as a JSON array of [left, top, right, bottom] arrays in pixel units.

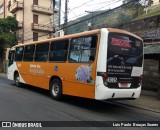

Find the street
[[0, 77, 160, 129]]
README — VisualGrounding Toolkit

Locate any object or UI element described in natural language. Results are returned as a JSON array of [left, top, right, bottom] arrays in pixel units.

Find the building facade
[[152, 0, 160, 5], [0, 0, 60, 44]]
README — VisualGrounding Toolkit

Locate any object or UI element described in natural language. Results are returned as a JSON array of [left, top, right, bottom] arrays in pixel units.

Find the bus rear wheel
[[15, 73, 21, 87], [50, 79, 62, 100]]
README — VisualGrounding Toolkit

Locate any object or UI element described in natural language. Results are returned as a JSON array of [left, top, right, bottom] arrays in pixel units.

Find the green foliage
[[0, 16, 18, 61], [0, 16, 18, 32], [117, 13, 132, 24]]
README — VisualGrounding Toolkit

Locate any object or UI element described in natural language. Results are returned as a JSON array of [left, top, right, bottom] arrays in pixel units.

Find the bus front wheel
[[50, 79, 62, 100], [15, 73, 21, 87]]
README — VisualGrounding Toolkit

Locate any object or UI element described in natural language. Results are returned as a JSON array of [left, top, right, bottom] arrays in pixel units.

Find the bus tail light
[[102, 72, 107, 82], [103, 72, 107, 86]]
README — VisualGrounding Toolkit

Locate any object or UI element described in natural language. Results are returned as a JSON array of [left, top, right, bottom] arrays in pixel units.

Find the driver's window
[[8, 50, 15, 66]]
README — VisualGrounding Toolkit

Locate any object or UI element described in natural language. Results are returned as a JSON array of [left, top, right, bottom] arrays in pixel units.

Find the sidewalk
[[0, 73, 159, 113], [116, 93, 160, 113], [0, 73, 7, 78]]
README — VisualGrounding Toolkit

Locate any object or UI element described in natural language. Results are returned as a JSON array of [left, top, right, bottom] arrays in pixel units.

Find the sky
[[61, 0, 123, 22], [0, 0, 123, 24]]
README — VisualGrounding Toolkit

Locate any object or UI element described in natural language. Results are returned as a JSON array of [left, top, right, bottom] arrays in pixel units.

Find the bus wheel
[[50, 79, 62, 100], [15, 73, 21, 87]]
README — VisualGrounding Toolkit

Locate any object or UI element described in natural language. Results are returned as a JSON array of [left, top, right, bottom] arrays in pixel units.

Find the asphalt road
[[0, 77, 160, 130]]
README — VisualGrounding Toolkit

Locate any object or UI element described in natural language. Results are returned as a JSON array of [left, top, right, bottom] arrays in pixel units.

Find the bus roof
[[107, 28, 142, 40], [15, 29, 100, 47], [15, 28, 142, 47]]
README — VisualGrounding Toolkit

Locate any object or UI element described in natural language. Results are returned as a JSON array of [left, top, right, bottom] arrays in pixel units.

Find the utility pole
[[64, 0, 68, 35], [85, 11, 94, 30], [58, 0, 61, 30], [52, 0, 55, 38]]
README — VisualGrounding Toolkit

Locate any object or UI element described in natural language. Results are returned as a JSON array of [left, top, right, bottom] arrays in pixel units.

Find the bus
[[7, 28, 143, 100]]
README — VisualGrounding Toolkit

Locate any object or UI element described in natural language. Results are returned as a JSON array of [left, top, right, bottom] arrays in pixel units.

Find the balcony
[[32, 4, 54, 15], [10, 1, 23, 13], [31, 23, 54, 33], [17, 21, 23, 29]]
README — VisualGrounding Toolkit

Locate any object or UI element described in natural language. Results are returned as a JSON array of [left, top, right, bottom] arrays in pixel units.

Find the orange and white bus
[[8, 28, 143, 100]]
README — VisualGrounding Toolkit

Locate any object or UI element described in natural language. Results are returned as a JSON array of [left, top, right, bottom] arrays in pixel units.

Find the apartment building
[[0, 0, 60, 43]]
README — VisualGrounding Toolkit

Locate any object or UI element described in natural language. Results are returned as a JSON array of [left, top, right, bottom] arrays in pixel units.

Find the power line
[[22, 0, 120, 40], [23, 0, 135, 42], [69, 0, 94, 10], [86, 0, 113, 6], [22, 0, 121, 37]]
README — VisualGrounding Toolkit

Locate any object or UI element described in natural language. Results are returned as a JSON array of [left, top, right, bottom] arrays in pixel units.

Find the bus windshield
[[106, 32, 143, 88]]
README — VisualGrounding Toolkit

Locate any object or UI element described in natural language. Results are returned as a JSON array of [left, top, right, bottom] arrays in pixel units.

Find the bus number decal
[[107, 77, 117, 83]]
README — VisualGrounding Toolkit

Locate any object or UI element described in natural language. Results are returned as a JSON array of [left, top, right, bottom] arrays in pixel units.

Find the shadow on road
[[10, 83, 129, 113], [61, 96, 128, 112]]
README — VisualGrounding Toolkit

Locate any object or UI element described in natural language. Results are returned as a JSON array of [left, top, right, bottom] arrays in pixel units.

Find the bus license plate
[[118, 83, 131, 88]]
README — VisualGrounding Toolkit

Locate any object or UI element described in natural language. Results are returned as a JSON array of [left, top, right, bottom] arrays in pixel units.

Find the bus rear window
[[108, 33, 143, 56]]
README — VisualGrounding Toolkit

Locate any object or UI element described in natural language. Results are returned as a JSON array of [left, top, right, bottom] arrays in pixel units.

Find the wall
[[152, 0, 160, 5], [143, 59, 160, 92], [121, 15, 160, 44]]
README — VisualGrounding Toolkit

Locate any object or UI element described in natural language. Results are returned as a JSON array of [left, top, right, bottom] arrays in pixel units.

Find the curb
[[114, 101, 160, 114], [141, 90, 158, 97]]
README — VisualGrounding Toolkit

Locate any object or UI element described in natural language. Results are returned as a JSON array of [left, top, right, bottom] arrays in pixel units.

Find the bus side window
[[49, 40, 69, 62], [15, 47, 24, 61], [8, 50, 15, 66], [69, 35, 97, 63], [35, 42, 49, 62], [23, 45, 35, 62]]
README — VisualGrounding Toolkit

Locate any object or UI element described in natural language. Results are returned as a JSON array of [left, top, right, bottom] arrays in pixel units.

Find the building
[[0, 0, 60, 44], [0, 3, 3, 18], [0, 0, 4, 18], [152, 0, 160, 5], [144, 0, 160, 14]]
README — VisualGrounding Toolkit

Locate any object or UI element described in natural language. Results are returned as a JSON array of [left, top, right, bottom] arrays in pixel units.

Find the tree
[[0, 16, 18, 61]]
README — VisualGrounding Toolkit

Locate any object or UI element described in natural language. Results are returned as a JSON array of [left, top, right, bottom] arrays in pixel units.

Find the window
[[35, 43, 49, 62], [49, 40, 69, 62], [33, 0, 38, 5], [14, 14, 16, 19], [23, 45, 35, 61], [8, 50, 15, 66], [33, 32, 38, 41], [69, 35, 97, 62], [15, 47, 24, 61], [33, 14, 38, 24], [8, 1, 11, 11]]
